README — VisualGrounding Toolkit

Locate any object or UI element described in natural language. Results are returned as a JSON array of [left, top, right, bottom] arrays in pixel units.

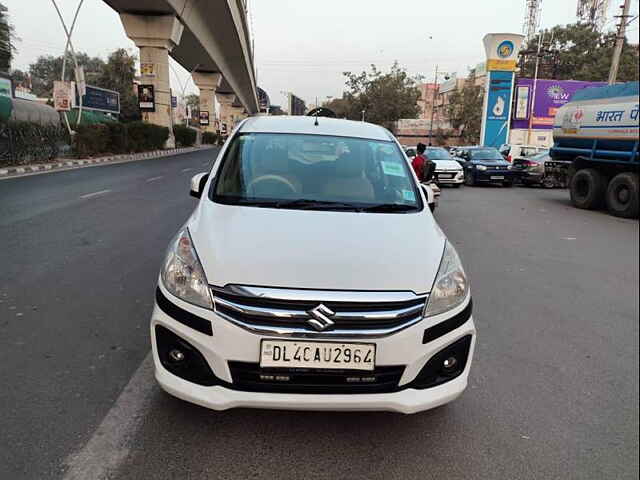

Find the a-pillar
[[119, 14, 183, 148], [215, 93, 236, 134], [192, 72, 221, 134]]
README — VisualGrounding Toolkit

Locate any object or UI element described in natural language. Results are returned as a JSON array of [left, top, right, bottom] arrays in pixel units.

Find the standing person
[[411, 143, 435, 182]]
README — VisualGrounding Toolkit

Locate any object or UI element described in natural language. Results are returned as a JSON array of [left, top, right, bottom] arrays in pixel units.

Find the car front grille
[[211, 286, 428, 336], [228, 361, 405, 394]]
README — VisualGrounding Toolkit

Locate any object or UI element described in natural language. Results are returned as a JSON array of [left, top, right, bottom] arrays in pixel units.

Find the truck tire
[[606, 172, 639, 218], [570, 168, 605, 210]]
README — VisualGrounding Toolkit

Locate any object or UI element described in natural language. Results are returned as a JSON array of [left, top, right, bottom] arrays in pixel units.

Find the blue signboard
[[481, 70, 514, 147], [76, 85, 120, 114]]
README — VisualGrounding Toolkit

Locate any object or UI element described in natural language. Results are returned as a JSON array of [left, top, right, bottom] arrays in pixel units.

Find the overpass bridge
[[102, 0, 258, 146]]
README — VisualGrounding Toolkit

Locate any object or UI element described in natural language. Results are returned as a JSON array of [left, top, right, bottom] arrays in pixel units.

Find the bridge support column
[[192, 72, 222, 135], [119, 14, 183, 148], [215, 93, 236, 135]]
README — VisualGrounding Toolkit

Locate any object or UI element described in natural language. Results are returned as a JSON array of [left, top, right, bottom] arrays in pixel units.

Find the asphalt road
[[1, 156, 638, 480]]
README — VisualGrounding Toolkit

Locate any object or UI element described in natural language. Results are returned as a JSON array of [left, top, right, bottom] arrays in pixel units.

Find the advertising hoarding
[[77, 85, 120, 114], [138, 84, 155, 111], [53, 81, 73, 111], [511, 79, 606, 130]]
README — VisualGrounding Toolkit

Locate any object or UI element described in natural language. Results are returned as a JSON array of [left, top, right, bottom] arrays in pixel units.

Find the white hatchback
[[151, 116, 475, 414]]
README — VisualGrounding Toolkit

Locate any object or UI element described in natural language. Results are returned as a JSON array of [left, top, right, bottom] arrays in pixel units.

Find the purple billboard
[[511, 79, 605, 130]]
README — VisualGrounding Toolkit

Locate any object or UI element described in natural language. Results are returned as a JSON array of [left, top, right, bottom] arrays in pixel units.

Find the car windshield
[[469, 148, 504, 161], [424, 148, 451, 160], [211, 133, 422, 212], [520, 147, 542, 157]]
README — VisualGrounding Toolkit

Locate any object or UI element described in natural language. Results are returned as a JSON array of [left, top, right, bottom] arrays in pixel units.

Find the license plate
[[260, 340, 375, 371], [438, 173, 453, 179], [490, 175, 505, 180]]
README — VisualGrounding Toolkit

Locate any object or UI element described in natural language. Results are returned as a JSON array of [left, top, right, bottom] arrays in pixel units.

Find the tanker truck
[[548, 81, 639, 218]]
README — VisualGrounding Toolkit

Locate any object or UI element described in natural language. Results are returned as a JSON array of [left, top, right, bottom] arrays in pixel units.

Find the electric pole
[[608, 0, 631, 84]]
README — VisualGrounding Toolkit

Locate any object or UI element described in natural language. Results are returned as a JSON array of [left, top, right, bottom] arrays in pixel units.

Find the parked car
[[421, 147, 464, 187], [455, 146, 516, 187], [152, 116, 475, 414], [499, 144, 548, 163], [405, 146, 463, 187], [512, 150, 562, 187]]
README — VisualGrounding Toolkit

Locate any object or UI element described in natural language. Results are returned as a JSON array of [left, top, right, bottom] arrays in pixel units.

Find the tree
[[29, 52, 105, 98], [521, 23, 639, 82], [446, 82, 484, 145], [95, 48, 139, 122], [341, 62, 421, 130], [0, 2, 15, 72], [322, 96, 351, 119], [184, 93, 199, 126]]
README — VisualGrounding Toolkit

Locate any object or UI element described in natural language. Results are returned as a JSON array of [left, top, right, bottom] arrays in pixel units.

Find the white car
[[405, 146, 464, 187], [424, 147, 464, 187], [151, 116, 475, 414]]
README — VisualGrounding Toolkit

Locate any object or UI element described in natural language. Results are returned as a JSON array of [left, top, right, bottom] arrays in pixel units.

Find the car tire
[[570, 168, 606, 210], [605, 172, 639, 218], [452, 183, 462, 188], [502, 181, 513, 188], [464, 171, 475, 186]]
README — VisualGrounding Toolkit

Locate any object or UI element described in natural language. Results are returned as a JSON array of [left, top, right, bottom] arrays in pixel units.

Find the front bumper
[[473, 170, 516, 182], [151, 285, 476, 414], [435, 171, 464, 184]]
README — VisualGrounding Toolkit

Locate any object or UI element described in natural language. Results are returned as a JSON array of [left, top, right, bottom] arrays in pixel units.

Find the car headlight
[[161, 227, 212, 309], [507, 165, 513, 170], [424, 241, 469, 317], [476, 165, 487, 171]]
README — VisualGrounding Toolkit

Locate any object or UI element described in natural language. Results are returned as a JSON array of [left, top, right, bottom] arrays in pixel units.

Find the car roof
[[239, 116, 394, 141]]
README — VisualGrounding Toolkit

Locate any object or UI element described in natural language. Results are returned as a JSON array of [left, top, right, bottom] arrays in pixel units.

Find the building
[[416, 83, 438, 120]]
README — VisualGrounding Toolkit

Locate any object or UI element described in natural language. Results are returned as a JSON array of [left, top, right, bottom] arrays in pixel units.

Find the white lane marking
[[80, 189, 111, 199], [180, 168, 193, 173], [146, 176, 164, 183], [63, 353, 155, 480]]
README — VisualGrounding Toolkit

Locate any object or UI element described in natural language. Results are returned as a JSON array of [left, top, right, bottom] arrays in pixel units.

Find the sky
[[4, 0, 639, 108]]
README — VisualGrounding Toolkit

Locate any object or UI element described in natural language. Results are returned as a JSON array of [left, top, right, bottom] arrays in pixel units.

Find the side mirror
[[190, 172, 210, 198]]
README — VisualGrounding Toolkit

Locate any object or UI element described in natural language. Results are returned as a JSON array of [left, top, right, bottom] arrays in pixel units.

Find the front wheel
[[570, 168, 606, 210], [606, 172, 639, 218], [464, 171, 475, 186]]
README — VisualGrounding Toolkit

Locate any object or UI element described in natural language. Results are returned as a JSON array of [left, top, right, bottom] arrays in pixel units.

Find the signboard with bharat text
[[76, 85, 120, 114]]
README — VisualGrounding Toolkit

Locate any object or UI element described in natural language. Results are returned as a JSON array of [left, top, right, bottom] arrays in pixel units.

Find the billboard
[[76, 85, 120, 114], [480, 33, 524, 147], [138, 84, 155, 111], [511, 79, 607, 130], [53, 81, 73, 111]]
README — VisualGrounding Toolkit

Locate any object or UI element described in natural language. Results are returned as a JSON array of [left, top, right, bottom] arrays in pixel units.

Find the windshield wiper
[[359, 203, 418, 213], [272, 199, 362, 210]]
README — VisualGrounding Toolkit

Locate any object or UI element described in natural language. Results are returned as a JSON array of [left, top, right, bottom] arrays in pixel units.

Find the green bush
[[202, 131, 218, 145], [74, 124, 110, 157], [105, 121, 128, 154], [126, 121, 169, 152], [0, 121, 66, 166], [173, 125, 197, 147]]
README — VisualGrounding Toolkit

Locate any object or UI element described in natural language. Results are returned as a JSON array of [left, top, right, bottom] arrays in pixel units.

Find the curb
[[0, 145, 216, 179]]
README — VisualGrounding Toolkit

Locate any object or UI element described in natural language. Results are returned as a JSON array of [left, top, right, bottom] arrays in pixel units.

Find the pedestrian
[[411, 143, 435, 182]]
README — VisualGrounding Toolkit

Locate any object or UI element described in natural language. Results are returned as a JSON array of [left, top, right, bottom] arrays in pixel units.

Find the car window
[[211, 133, 422, 212], [469, 148, 504, 161], [424, 148, 451, 160], [520, 147, 540, 157]]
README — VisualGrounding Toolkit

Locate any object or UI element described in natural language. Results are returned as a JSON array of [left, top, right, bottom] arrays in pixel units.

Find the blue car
[[454, 147, 516, 187]]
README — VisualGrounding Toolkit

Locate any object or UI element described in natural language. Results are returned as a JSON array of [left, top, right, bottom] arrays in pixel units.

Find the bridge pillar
[[215, 93, 236, 135], [119, 14, 184, 148], [192, 72, 222, 134]]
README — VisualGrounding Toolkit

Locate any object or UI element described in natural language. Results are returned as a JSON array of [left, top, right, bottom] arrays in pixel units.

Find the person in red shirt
[[412, 143, 427, 181]]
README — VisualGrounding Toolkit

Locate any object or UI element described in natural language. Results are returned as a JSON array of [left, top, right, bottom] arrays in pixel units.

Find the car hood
[[472, 160, 510, 167], [433, 159, 463, 170], [188, 202, 446, 294]]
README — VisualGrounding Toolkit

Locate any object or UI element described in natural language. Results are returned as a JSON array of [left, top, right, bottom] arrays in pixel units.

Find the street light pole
[[608, 0, 632, 85]]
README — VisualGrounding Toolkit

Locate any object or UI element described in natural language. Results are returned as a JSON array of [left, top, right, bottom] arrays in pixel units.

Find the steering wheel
[[247, 175, 297, 196]]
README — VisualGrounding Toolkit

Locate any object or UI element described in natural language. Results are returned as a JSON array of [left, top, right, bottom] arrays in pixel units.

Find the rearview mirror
[[190, 172, 210, 199]]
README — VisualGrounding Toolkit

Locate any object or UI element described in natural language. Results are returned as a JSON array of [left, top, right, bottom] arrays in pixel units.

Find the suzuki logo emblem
[[306, 304, 336, 331]]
